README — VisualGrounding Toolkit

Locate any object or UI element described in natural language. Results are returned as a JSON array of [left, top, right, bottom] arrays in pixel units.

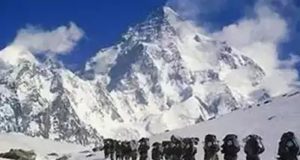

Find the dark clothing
[[173, 146, 183, 160], [221, 144, 240, 156], [278, 139, 299, 160], [277, 155, 298, 160], [122, 142, 132, 160], [151, 146, 163, 160], [104, 140, 115, 160], [104, 150, 114, 160], [246, 155, 260, 160], [204, 151, 219, 160], [131, 151, 138, 160], [223, 154, 238, 160], [116, 148, 123, 160], [221, 141, 240, 160], [151, 148, 163, 160], [204, 141, 220, 160], [182, 146, 197, 160], [139, 145, 150, 160], [278, 132, 300, 160], [244, 135, 264, 160], [140, 153, 148, 160], [163, 147, 172, 160], [138, 145, 150, 153], [104, 150, 110, 159]]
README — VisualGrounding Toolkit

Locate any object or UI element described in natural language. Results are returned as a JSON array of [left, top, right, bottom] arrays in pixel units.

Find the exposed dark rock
[[0, 149, 36, 160]]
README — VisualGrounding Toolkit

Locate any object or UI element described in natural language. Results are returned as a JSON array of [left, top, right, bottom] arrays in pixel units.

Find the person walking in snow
[[104, 139, 115, 160], [122, 141, 132, 160], [116, 140, 124, 160], [152, 142, 163, 160], [221, 134, 240, 160], [162, 141, 172, 160], [243, 134, 265, 160], [138, 138, 150, 160], [277, 131, 300, 160], [182, 138, 197, 160], [170, 135, 184, 160], [203, 134, 220, 160], [130, 140, 139, 160]]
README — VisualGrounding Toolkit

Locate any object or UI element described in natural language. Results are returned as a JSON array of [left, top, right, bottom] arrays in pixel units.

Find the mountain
[[0, 6, 268, 143], [0, 46, 104, 145], [85, 7, 265, 135], [0, 90, 298, 160]]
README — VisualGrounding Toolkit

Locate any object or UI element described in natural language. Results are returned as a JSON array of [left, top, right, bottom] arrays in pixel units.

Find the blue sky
[[0, 0, 300, 72]]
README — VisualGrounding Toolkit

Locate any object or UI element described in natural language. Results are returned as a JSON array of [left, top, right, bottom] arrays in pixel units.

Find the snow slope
[[0, 132, 105, 160], [150, 91, 300, 160], [0, 133, 87, 160]]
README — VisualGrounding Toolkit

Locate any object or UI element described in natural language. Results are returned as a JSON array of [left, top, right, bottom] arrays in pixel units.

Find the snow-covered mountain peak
[[144, 6, 179, 23], [162, 6, 180, 24], [83, 6, 266, 137], [162, 6, 178, 17]]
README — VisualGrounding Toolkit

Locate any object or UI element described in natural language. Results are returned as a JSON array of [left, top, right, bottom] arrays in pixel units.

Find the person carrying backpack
[[243, 134, 265, 160], [162, 141, 172, 160], [115, 141, 124, 160], [182, 138, 197, 160], [152, 142, 163, 160], [221, 134, 240, 160], [130, 140, 138, 160], [203, 134, 220, 160], [104, 139, 115, 160], [204, 134, 220, 160], [170, 135, 184, 160], [138, 138, 150, 160], [123, 141, 132, 160], [278, 131, 300, 160]]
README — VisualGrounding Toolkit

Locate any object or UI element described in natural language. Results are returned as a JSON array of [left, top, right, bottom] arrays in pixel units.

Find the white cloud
[[213, 4, 299, 95], [12, 22, 84, 55], [168, 0, 300, 95]]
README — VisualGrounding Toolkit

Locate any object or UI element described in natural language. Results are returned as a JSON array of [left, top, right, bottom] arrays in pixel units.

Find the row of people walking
[[203, 131, 299, 160], [96, 131, 299, 160]]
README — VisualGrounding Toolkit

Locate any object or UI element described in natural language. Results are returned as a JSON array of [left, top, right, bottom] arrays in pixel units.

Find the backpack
[[138, 138, 150, 153], [171, 135, 183, 144], [244, 134, 265, 156], [204, 134, 220, 153], [278, 132, 300, 157], [222, 134, 240, 155]]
